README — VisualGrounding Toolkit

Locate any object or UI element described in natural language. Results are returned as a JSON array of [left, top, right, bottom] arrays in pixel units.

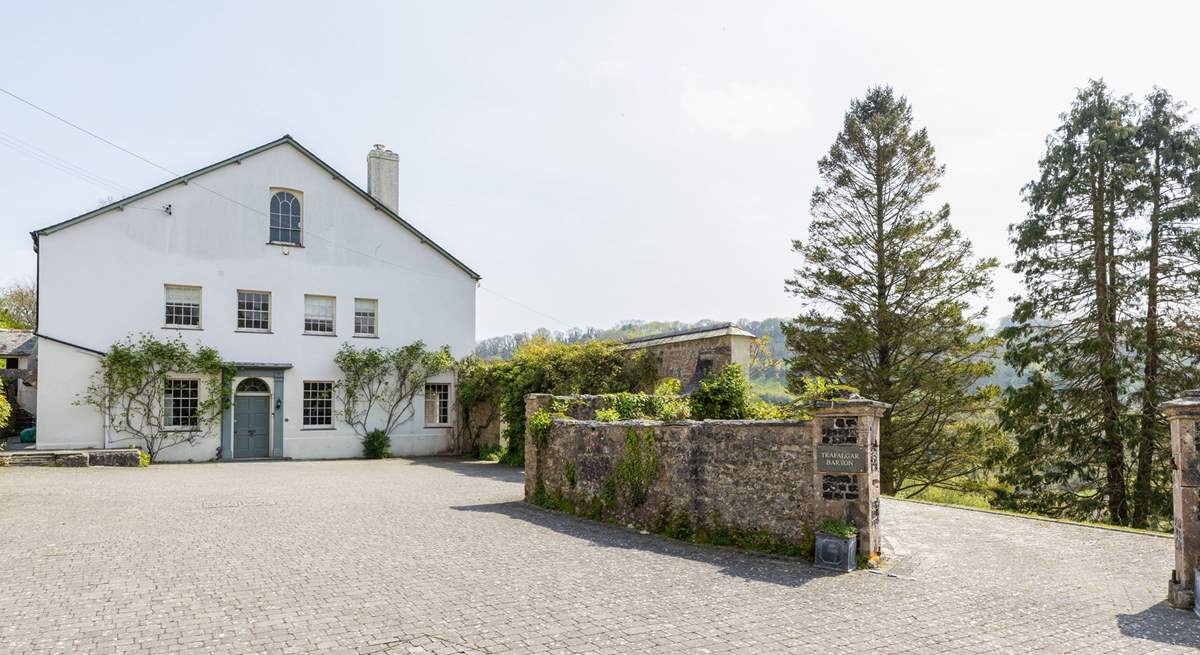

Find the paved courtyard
[[1, 458, 1198, 654]]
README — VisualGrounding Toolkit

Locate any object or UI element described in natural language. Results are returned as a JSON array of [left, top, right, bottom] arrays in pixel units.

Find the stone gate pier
[[1165, 389, 1200, 610]]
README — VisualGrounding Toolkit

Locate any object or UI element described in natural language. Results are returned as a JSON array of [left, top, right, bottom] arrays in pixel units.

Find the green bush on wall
[[689, 364, 751, 420], [527, 409, 553, 448]]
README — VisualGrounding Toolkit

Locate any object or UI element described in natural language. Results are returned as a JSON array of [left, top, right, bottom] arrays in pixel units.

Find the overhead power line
[[0, 85, 578, 330], [0, 87, 175, 176], [0, 130, 132, 195]]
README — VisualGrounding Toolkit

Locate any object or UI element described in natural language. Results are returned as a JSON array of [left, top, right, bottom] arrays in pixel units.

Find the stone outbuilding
[[0, 329, 37, 419], [623, 323, 757, 393]]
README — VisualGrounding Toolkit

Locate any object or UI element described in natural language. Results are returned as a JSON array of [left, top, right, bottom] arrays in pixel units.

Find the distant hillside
[[475, 318, 790, 361]]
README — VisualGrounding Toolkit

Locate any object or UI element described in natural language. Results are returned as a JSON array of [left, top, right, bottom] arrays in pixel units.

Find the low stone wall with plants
[[524, 393, 887, 558]]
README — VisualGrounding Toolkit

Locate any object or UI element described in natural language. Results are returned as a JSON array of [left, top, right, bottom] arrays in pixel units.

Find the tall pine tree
[[784, 86, 1001, 496], [1129, 88, 1200, 527], [1003, 80, 1200, 528], [1001, 80, 1140, 525]]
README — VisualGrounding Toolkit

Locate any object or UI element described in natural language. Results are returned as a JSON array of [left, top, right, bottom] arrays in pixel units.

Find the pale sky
[[4, 1, 1199, 339]]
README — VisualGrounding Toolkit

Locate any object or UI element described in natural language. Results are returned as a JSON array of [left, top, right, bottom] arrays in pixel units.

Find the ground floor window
[[303, 381, 333, 427], [425, 383, 450, 426], [164, 379, 199, 428]]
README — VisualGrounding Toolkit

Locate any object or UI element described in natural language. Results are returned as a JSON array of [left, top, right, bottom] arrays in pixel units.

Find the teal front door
[[233, 395, 270, 458]]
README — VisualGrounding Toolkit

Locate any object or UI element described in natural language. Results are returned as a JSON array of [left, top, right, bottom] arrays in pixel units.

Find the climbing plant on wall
[[334, 341, 454, 441], [79, 334, 235, 462]]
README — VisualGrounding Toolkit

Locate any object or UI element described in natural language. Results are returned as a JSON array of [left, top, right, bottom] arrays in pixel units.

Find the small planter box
[[814, 532, 857, 572]]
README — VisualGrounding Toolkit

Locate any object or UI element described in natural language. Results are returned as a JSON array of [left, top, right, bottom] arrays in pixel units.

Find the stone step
[[4, 453, 54, 466], [1, 449, 141, 467]]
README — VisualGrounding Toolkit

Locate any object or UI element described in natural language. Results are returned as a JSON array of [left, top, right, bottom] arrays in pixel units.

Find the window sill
[[424, 424, 453, 429], [352, 334, 379, 339], [302, 332, 337, 337], [235, 329, 273, 334], [165, 427, 201, 433], [163, 325, 203, 331], [300, 426, 336, 431], [266, 241, 304, 248]]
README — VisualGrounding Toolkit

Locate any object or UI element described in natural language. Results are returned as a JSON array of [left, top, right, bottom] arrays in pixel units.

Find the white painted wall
[[730, 335, 755, 370], [35, 141, 476, 461], [36, 338, 104, 450]]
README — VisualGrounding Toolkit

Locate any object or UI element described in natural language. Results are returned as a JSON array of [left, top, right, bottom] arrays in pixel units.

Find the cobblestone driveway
[[1, 458, 1197, 654]]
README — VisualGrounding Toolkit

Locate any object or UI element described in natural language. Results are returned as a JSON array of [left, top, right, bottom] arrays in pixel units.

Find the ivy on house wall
[[455, 338, 659, 465]]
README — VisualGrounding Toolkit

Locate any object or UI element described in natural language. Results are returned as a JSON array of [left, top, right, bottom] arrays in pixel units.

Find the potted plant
[[814, 519, 858, 572]]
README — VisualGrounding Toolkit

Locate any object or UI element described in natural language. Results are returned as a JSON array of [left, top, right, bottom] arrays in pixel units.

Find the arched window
[[269, 190, 302, 245], [236, 377, 270, 394]]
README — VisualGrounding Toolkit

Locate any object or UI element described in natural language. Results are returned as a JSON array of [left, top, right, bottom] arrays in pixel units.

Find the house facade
[[32, 136, 478, 461]]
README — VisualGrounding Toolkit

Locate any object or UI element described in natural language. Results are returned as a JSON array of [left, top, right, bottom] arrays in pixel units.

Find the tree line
[[0, 278, 35, 329], [785, 82, 1200, 528]]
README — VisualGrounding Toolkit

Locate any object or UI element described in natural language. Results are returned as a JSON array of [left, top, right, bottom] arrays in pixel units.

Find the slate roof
[[623, 323, 756, 347], [0, 330, 36, 356]]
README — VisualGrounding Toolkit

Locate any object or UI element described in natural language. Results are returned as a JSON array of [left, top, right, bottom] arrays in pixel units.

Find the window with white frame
[[303, 381, 333, 427], [304, 295, 336, 334], [354, 298, 377, 336], [237, 290, 271, 331], [269, 190, 302, 245], [164, 379, 199, 428], [164, 285, 201, 328], [424, 383, 450, 426]]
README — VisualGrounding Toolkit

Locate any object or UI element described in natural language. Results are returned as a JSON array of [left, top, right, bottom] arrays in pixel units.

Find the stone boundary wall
[[454, 398, 504, 453], [524, 393, 886, 557]]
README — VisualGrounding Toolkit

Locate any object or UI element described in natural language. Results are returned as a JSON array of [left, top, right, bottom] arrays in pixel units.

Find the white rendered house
[[32, 136, 478, 461]]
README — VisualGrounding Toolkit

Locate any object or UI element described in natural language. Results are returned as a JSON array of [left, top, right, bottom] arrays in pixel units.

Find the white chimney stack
[[367, 144, 399, 213]]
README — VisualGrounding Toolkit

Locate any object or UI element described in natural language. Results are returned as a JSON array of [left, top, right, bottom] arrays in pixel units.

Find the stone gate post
[[1165, 389, 1200, 610], [524, 393, 555, 501], [810, 398, 888, 558]]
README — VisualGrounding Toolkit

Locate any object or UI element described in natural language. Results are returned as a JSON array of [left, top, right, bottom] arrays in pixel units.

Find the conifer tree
[[785, 86, 1001, 495], [1129, 88, 1200, 526], [1001, 80, 1140, 524]]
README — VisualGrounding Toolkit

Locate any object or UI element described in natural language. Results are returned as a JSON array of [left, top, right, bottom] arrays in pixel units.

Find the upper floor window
[[354, 298, 377, 336], [304, 294, 336, 334], [164, 284, 201, 328], [237, 290, 271, 331], [269, 189, 302, 245]]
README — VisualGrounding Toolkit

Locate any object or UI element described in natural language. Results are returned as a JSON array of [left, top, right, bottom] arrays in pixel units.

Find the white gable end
[[36, 139, 477, 355]]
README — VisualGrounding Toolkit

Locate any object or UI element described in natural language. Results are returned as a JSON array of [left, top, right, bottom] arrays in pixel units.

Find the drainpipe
[[102, 390, 111, 449]]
